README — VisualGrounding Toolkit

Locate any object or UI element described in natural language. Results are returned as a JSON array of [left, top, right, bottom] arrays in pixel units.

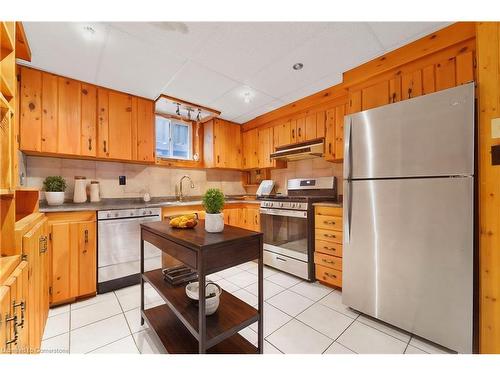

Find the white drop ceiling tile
[[231, 99, 285, 124], [210, 85, 277, 122], [22, 22, 107, 83], [279, 72, 343, 105], [368, 22, 452, 51], [162, 61, 239, 106], [107, 22, 219, 60], [96, 27, 186, 99], [248, 23, 382, 99], [192, 22, 331, 82]]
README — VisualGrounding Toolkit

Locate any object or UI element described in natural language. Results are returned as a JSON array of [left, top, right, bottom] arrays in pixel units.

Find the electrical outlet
[[119, 176, 126, 185], [492, 118, 500, 139]]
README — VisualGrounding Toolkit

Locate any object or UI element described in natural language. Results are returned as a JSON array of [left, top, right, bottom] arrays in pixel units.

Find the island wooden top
[[141, 220, 262, 252]]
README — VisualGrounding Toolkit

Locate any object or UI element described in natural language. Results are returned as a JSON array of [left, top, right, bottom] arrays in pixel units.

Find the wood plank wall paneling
[[476, 21, 500, 354]]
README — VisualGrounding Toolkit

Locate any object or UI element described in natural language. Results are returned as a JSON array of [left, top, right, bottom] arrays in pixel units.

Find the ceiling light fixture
[[186, 108, 192, 120], [292, 62, 304, 71], [82, 25, 96, 40], [243, 92, 252, 104], [196, 109, 201, 122]]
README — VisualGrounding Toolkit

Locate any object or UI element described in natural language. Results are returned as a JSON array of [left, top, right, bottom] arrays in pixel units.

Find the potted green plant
[[202, 188, 225, 233], [43, 176, 67, 206]]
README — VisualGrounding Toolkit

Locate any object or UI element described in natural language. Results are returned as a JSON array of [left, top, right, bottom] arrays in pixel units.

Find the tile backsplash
[[270, 158, 343, 195], [26, 156, 246, 200]]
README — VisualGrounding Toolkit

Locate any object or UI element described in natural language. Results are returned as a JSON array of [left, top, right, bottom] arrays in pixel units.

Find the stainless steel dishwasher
[[97, 207, 162, 293]]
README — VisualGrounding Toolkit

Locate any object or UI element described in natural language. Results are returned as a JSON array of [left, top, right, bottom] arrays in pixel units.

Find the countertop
[[39, 196, 260, 213]]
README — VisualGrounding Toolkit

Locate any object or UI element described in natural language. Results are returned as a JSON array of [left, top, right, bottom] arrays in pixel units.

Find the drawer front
[[315, 206, 342, 217], [315, 228, 343, 244], [315, 240, 342, 257], [315, 214, 342, 231], [314, 252, 342, 271], [316, 265, 342, 287]]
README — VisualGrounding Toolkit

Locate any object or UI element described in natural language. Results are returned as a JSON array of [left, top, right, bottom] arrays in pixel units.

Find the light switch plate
[[491, 118, 500, 139]]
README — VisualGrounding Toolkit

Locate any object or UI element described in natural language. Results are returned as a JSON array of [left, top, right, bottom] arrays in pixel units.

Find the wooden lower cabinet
[[46, 211, 97, 305], [314, 205, 343, 288], [1, 213, 50, 354]]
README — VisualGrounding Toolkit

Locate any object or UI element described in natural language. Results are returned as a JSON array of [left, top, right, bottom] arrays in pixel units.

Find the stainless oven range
[[259, 177, 337, 280]]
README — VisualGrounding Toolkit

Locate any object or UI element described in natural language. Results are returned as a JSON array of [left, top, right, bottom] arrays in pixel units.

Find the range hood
[[270, 139, 324, 161]]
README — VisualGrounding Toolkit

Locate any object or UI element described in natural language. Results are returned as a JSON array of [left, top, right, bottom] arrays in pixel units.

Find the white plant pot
[[205, 213, 224, 233], [45, 191, 65, 206]]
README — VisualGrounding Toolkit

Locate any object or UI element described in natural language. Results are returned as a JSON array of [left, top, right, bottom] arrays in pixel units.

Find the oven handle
[[97, 216, 161, 225], [259, 208, 307, 218]]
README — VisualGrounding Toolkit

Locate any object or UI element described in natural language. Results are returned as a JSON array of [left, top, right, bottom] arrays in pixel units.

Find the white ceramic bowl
[[185, 281, 222, 315]]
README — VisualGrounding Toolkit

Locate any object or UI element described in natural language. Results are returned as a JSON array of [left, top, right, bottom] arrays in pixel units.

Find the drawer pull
[[324, 234, 336, 239], [323, 220, 336, 225], [323, 246, 336, 251], [324, 272, 337, 279], [322, 259, 335, 264], [276, 257, 287, 262]]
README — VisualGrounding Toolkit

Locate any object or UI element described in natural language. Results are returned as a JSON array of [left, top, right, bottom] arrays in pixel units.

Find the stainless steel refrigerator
[[342, 83, 475, 353]]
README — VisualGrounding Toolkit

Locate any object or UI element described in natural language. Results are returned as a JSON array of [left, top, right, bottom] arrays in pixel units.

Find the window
[[155, 116, 192, 160]]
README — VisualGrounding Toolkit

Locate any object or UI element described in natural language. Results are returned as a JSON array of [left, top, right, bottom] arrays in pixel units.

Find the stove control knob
[[280, 203, 284, 208], [291, 203, 296, 208], [114, 212, 119, 218], [106, 213, 111, 218], [130, 212, 134, 216], [149, 210, 153, 215], [143, 210, 147, 215]]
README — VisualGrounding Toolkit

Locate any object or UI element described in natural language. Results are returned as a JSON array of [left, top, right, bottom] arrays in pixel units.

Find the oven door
[[260, 208, 309, 261]]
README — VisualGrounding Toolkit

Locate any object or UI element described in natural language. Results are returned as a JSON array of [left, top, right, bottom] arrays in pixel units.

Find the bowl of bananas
[[169, 213, 198, 229]]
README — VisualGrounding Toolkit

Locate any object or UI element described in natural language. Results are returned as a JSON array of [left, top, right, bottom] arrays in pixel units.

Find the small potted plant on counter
[[43, 176, 67, 206], [202, 188, 225, 233]]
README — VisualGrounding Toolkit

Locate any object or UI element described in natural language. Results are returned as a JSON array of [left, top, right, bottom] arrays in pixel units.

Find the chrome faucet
[[178, 175, 195, 201]]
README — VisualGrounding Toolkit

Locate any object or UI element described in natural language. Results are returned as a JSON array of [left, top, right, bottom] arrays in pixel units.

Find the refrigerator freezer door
[[344, 83, 474, 179], [342, 177, 473, 353]]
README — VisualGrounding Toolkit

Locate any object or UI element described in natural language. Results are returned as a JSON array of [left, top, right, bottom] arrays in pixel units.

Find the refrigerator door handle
[[345, 118, 353, 180], [344, 180, 352, 244]]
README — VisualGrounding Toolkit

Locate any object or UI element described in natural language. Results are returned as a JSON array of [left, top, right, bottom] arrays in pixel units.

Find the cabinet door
[[290, 119, 297, 143], [242, 129, 258, 169], [50, 222, 71, 304], [0, 286, 10, 354], [80, 84, 97, 157], [136, 98, 154, 162], [348, 90, 362, 114], [296, 117, 305, 142], [213, 119, 226, 167], [58, 77, 82, 155], [97, 88, 109, 158], [78, 221, 96, 296], [316, 111, 326, 139], [228, 122, 242, 169], [108, 91, 133, 160], [41, 72, 58, 153], [324, 108, 336, 161], [20, 67, 42, 152], [305, 113, 317, 140], [334, 104, 346, 161], [245, 207, 260, 231], [435, 57, 456, 91], [274, 121, 291, 148], [362, 80, 389, 111], [23, 217, 49, 351], [258, 127, 273, 168], [401, 70, 423, 100]]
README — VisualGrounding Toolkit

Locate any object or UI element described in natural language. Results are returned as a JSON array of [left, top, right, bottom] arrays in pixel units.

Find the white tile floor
[[41, 264, 454, 354]]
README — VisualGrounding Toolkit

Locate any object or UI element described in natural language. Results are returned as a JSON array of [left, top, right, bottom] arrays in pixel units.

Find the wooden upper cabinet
[[80, 84, 97, 157], [204, 118, 242, 169], [273, 121, 291, 148], [290, 119, 297, 144], [41, 72, 58, 153], [304, 113, 317, 141], [20, 67, 42, 152], [107, 91, 133, 160], [258, 126, 274, 168], [242, 128, 258, 169], [296, 117, 305, 142], [402, 70, 423, 100], [135, 98, 154, 162], [97, 87, 109, 158], [316, 110, 326, 139], [348, 90, 361, 114], [324, 108, 336, 161], [362, 80, 390, 111], [334, 104, 346, 161], [58, 77, 82, 155]]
